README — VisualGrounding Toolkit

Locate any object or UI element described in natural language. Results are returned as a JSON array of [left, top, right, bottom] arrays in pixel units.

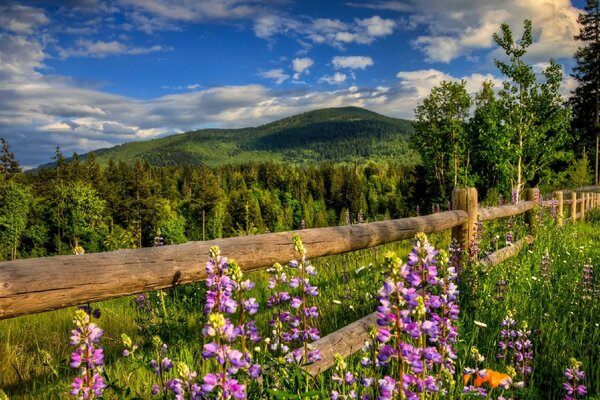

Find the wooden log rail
[[0, 211, 467, 320], [477, 201, 535, 221]]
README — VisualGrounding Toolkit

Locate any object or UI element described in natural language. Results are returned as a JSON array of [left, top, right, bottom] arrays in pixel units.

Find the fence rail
[[0, 211, 467, 320], [0, 187, 599, 375]]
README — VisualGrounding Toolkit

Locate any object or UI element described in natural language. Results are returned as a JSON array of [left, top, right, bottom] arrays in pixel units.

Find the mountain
[[75, 107, 418, 167]]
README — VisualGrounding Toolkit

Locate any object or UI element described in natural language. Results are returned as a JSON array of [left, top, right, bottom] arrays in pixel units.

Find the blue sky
[[0, 0, 587, 167]]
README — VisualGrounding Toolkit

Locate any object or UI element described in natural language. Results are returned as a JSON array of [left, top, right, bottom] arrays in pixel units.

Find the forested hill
[[84, 107, 418, 167]]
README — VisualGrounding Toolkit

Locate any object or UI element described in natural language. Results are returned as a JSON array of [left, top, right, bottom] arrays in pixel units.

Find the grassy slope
[[85, 107, 417, 167]]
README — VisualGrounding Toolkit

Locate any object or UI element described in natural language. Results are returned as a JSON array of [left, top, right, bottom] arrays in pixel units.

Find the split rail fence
[[0, 187, 599, 376]]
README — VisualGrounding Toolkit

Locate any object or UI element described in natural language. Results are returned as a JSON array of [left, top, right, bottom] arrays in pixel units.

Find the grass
[[0, 210, 598, 399]]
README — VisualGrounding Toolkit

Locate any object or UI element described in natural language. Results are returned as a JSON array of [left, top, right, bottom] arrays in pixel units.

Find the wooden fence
[[0, 187, 599, 375]]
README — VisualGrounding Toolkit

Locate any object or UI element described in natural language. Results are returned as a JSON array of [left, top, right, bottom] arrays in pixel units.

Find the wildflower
[[373, 233, 457, 398], [563, 358, 587, 400], [200, 246, 261, 399], [68, 309, 107, 399]]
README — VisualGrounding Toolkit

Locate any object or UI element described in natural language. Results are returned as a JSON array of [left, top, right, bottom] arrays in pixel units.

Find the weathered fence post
[[524, 188, 537, 233], [555, 191, 563, 226], [581, 193, 586, 222], [451, 187, 478, 258], [572, 192, 577, 223]]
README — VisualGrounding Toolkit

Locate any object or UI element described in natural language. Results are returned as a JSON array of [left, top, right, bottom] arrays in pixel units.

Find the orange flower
[[474, 372, 489, 387], [487, 370, 511, 388], [463, 373, 472, 386], [463, 369, 511, 389]]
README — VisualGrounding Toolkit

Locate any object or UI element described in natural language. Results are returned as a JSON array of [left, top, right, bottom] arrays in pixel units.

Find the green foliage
[[0, 181, 30, 260], [414, 80, 472, 198], [469, 81, 513, 198], [0, 138, 21, 182], [493, 19, 572, 196], [571, 0, 600, 161], [50, 181, 106, 251], [566, 152, 594, 188]]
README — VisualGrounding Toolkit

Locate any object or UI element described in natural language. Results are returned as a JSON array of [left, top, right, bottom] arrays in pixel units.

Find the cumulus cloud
[[258, 68, 290, 84], [58, 39, 166, 59], [352, 0, 580, 64], [0, 3, 49, 34], [253, 14, 397, 48], [332, 56, 374, 70], [292, 57, 314, 80], [319, 72, 347, 85]]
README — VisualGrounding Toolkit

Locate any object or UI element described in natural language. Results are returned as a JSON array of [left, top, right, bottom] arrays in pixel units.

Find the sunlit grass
[[0, 215, 598, 399]]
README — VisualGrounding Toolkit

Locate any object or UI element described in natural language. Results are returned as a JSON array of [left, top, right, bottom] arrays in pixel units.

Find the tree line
[[0, 144, 423, 260]]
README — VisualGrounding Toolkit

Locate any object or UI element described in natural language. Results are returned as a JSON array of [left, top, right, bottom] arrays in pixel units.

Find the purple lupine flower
[[497, 312, 533, 381], [511, 189, 518, 205], [498, 194, 504, 207], [68, 309, 107, 399], [269, 235, 321, 366], [415, 205, 420, 217], [563, 358, 587, 400], [506, 217, 515, 245], [200, 246, 262, 399], [371, 233, 455, 398]]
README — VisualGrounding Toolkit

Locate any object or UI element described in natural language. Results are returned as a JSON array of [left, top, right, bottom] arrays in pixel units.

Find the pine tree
[[0, 138, 22, 180], [571, 0, 600, 184]]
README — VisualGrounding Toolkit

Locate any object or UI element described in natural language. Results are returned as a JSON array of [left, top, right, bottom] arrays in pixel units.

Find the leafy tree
[[414, 80, 472, 199], [469, 81, 512, 197], [52, 182, 106, 252], [571, 0, 600, 184], [0, 181, 30, 260], [493, 19, 571, 197]]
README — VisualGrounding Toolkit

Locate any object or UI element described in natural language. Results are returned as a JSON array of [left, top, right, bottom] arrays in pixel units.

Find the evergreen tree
[[571, 0, 600, 184], [0, 138, 22, 181]]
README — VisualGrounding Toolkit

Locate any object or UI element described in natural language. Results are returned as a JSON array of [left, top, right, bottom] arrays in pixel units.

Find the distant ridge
[[44, 107, 418, 168]]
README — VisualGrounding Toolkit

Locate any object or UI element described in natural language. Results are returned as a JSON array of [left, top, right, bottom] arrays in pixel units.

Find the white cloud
[[319, 72, 347, 85], [350, 0, 581, 64], [0, 4, 49, 34], [332, 56, 374, 70], [253, 14, 397, 48], [258, 68, 290, 84], [346, 1, 413, 12], [58, 39, 166, 59], [0, 33, 46, 83], [292, 57, 314, 79], [357, 16, 396, 37]]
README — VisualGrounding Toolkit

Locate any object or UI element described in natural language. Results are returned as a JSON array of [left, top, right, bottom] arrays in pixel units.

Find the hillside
[[83, 107, 418, 167]]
